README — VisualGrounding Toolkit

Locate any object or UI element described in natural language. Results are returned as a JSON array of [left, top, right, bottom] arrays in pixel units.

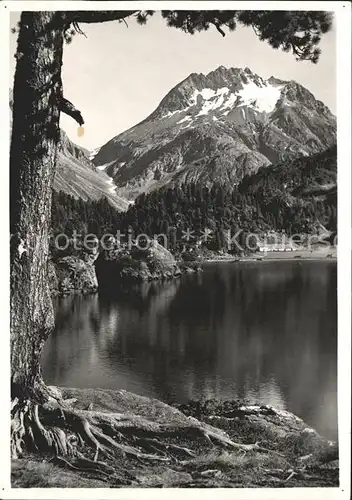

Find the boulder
[[49, 254, 98, 296], [96, 240, 182, 289]]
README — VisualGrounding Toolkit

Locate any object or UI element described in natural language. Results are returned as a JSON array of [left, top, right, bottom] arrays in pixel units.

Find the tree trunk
[[10, 12, 64, 402]]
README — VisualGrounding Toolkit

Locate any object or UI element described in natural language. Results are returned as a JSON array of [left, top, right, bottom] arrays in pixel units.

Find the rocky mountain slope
[[240, 144, 337, 200], [92, 66, 336, 200], [55, 131, 129, 211], [9, 89, 129, 212], [116, 146, 336, 256]]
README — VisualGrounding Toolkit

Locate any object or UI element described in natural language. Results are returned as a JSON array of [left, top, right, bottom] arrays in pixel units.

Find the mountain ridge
[[92, 65, 336, 200], [9, 88, 129, 212], [116, 145, 337, 254], [54, 130, 130, 211]]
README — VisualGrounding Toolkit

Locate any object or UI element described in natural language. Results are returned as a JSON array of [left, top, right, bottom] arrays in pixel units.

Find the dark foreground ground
[[12, 387, 339, 488]]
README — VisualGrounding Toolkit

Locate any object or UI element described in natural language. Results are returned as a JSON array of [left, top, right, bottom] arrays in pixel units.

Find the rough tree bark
[[10, 10, 331, 476], [11, 11, 216, 467], [10, 9, 138, 405], [10, 11, 66, 402], [10, 7, 139, 401]]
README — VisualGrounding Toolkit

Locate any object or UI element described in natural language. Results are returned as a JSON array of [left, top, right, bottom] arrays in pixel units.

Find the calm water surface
[[42, 261, 337, 440]]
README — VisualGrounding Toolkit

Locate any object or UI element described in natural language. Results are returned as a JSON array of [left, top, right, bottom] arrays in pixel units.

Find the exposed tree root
[[11, 395, 263, 481]]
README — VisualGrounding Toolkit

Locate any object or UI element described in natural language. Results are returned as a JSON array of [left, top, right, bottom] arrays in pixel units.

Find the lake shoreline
[[11, 387, 339, 488], [44, 257, 337, 444], [202, 249, 337, 264]]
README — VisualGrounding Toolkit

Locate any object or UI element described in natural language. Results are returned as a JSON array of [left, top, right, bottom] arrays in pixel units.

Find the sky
[[10, 12, 336, 151]]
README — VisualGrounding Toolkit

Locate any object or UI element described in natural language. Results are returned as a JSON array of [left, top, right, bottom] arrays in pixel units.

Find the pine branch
[[58, 97, 84, 126], [69, 11, 138, 25], [72, 22, 87, 37], [211, 21, 226, 37]]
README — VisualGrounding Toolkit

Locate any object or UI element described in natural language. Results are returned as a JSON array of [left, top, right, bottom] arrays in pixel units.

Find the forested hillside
[[239, 145, 337, 198], [51, 146, 337, 253], [51, 190, 121, 238]]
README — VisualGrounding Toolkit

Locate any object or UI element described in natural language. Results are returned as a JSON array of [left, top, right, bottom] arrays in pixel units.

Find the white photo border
[[0, 2, 350, 499]]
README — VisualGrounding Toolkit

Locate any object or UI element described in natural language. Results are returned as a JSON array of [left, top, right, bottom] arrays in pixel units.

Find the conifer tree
[[10, 8, 332, 465]]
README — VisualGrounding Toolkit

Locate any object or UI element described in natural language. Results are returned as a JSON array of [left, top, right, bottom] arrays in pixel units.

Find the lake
[[41, 260, 337, 441]]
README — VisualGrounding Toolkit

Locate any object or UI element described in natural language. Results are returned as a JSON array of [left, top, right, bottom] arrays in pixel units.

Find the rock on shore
[[48, 240, 193, 296], [95, 241, 183, 290], [48, 254, 98, 296]]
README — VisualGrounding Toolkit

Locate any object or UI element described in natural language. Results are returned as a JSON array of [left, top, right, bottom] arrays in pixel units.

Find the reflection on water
[[42, 261, 337, 440]]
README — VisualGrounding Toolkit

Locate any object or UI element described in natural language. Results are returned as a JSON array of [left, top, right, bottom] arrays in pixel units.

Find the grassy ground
[[11, 388, 339, 488]]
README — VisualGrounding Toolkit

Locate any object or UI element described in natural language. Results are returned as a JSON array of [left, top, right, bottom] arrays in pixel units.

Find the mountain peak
[[152, 66, 289, 120], [268, 75, 287, 86], [92, 65, 336, 200], [206, 65, 231, 77]]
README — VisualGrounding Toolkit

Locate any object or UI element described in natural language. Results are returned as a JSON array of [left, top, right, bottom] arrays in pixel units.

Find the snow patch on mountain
[[89, 147, 100, 161], [106, 177, 116, 194], [97, 160, 124, 171], [156, 75, 283, 123], [174, 80, 284, 118], [224, 93, 239, 109], [178, 115, 192, 124], [163, 110, 180, 119], [92, 66, 336, 201], [190, 88, 219, 104], [192, 87, 229, 116], [237, 81, 282, 113]]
